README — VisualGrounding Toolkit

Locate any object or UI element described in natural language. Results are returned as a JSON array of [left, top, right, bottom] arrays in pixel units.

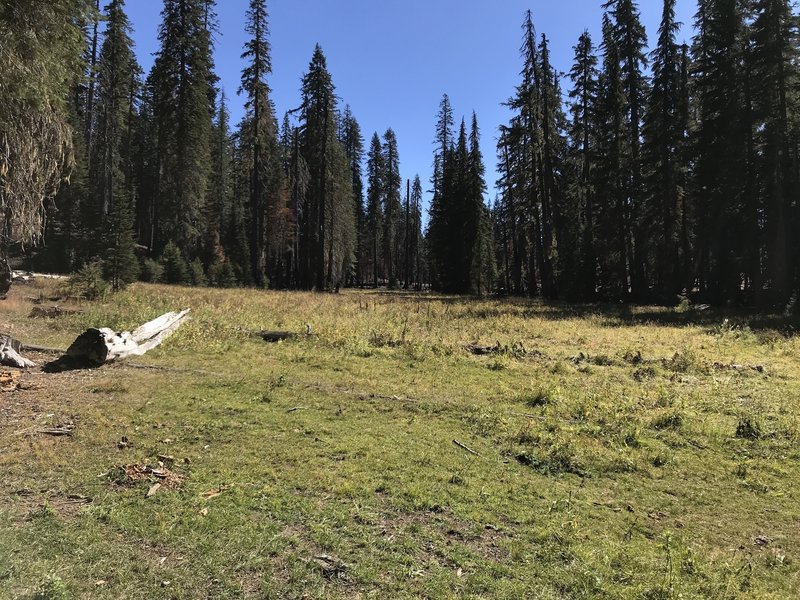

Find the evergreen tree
[[427, 94, 455, 289], [339, 106, 365, 286], [0, 0, 93, 275], [566, 31, 600, 298], [691, 0, 751, 303], [297, 45, 355, 290], [409, 175, 424, 289], [149, 0, 216, 255], [750, 0, 798, 305], [206, 89, 232, 265], [281, 114, 307, 288], [643, 0, 686, 301], [239, 0, 284, 287], [91, 0, 140, 289], [382, 128, 402, 289], [160, 239, 189, 284], [603, 0, 649, 299], [595, 14, 630, 298], [365, 133, 384, 287], [467, 113, 496, 295]]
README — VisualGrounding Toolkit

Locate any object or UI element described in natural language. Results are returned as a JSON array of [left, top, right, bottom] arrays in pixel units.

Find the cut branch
[[0, 334, 36, 368]]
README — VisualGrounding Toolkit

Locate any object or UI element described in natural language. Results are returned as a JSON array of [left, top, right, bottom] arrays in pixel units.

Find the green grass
[[1, 282, 799, 598]]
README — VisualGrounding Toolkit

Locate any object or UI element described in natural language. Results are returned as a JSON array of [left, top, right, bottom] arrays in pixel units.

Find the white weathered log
[[11, 270, 68, 282], [66, 309, 191, 365], [0, 334, 37, 368]]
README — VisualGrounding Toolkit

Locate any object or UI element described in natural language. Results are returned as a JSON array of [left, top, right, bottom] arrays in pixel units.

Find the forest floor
[[1, 280, 799, 599]]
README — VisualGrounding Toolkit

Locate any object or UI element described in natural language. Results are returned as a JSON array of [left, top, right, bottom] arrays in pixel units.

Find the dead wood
[[453, 439, 481, 457], [29, 305, 82, 319], [0, 334, 36, 368], [38, 427, 74, 437], [46, 309, 191, 371]]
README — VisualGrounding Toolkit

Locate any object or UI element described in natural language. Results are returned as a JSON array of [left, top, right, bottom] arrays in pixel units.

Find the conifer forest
[[1, 0, 799, 307]]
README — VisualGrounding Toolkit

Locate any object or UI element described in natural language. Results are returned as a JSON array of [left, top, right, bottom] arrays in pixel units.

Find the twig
[[452, 439, 481, 457], [37, 428, 74, 437], [287, 406, 308, 413]]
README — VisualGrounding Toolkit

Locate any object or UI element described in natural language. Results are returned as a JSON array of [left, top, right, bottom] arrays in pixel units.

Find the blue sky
[[124, 0, 697, 212]]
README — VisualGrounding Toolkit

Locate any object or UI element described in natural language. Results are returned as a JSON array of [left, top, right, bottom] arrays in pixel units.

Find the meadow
[[1, 281, 799, 599]]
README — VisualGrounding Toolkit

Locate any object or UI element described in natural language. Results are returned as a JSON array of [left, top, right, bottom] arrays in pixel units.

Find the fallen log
[[29, 305, 83, 319], [64, 309, 191, 366], [0, 335, 36, 368]]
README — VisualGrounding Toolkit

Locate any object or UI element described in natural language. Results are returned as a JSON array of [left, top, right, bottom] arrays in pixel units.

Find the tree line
[[2, 0, 799, 307], [30, 0, 428, 292], [494, 0, 800, 307]]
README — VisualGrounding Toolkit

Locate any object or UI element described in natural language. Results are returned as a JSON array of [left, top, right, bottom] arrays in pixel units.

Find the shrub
[[189, 258, 207, 286], [736, 417, 763, 440], [651, 411, 684, 430], [523, 385, 558, 408], [67, 261, 107, 300], [160, 241, 189, 284], [140, 258, 164, 283], [34, 575, 70, 600], [208, 259, 238, 288], [665, 350, 697, 373]]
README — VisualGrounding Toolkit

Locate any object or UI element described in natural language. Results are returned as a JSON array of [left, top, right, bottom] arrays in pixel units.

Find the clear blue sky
[[124, 0, 697, 213]]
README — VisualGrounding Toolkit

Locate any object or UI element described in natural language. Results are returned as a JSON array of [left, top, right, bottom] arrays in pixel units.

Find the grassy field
[[1, 281, 799, 599]]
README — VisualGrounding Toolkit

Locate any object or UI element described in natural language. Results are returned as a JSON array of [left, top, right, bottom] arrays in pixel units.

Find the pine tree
[[339, 106, 365, 286], [206, 89, 232, 265], [297, 45, 355, 290], [365, 133, 384, 287], [382, 128, 402, 289], [91, 0, 140, 289], [149, 0, 216, 256], [239, 0, 284, 287], [409, 175, 424, 289], [467, 113, 496, 295], [603, 0, 649, 299], [281, 114, 307, 288], [595, 14, 630, 299], [427, 94, 455, 290], [691, 0, 751, 302], [643, 0, 685, 301], [0, 0, 93, 276], [566, 31, 600, 298], [750, 0, 798, 305]]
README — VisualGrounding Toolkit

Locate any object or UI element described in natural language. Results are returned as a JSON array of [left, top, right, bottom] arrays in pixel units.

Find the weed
[[551, 361, 570, 375], [590, 354, 617, 367], [522, 384, 559, 408], [665, 350, 697, 373], [651, 452, 671, 468], [633, 366, 657, 381], [651, 411, 684, 431], [623, 349, 644, 365], [33, 575, 70, 600], [736, 417, 763, 440]]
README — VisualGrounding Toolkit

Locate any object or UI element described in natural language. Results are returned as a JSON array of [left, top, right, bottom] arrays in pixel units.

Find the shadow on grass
[[363, 290, 800, 335], [42, 356, 100, 373]]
